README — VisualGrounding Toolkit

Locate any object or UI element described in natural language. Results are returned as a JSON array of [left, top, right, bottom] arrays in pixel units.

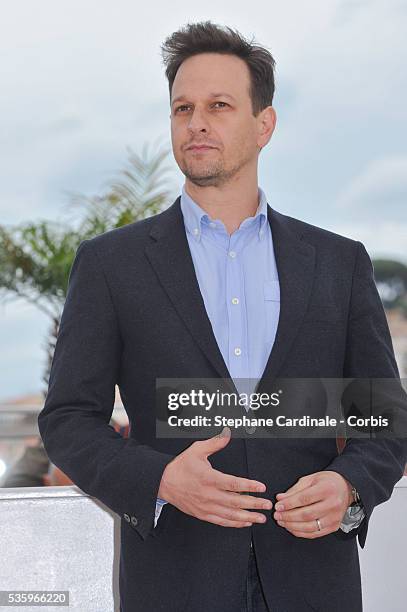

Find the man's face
[[170, 52, 270, 188]]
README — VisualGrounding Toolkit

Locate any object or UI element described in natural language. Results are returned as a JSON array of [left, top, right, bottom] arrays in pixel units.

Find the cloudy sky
[[0, 0, 406, 400]]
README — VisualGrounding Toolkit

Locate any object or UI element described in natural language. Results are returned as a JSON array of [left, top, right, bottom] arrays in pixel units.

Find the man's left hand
[[273, 471, 354, 538]]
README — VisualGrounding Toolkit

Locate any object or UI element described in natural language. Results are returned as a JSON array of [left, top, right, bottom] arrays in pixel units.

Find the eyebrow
[[171, 93, 236, 107]]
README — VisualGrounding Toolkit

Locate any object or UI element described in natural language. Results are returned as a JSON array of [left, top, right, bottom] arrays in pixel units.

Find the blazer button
[[123, 513, 131, 523], [130, 516, 138, 527]]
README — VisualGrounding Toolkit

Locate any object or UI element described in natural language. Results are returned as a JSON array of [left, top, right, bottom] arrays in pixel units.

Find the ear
[[257, 106, 277, 150]]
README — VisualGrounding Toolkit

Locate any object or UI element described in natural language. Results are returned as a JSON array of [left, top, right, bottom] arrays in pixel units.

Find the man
[[38, 21, 407, 612]]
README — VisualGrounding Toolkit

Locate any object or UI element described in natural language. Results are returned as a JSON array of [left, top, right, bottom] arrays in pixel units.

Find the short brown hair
[[161, 21, 276, 117]]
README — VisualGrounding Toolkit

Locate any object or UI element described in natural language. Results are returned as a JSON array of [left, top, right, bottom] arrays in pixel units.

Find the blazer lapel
[[145, 197, 233, 385], [256, 206, 316, 391]]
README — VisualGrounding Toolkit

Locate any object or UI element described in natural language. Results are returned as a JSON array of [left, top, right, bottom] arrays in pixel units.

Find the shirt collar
[[180, 184, 269, 242]]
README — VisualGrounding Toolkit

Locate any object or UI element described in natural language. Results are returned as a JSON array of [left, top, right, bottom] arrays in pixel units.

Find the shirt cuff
[[154, 498, 168, 528]]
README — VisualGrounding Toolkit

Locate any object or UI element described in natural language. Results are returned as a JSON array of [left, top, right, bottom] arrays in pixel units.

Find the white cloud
[[335, 156, 407, 222], [327, 220, 407, 262]]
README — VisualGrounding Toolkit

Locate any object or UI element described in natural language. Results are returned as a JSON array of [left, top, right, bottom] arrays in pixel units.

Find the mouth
[[187, 146, 216, 152]]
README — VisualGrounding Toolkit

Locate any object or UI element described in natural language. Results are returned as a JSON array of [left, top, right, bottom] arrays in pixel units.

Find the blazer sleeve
[[37, 239, 174, 541], [322, 241, 407, 549]]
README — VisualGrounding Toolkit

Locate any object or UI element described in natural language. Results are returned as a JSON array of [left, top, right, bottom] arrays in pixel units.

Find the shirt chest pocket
[[263, 280, 280, 343]]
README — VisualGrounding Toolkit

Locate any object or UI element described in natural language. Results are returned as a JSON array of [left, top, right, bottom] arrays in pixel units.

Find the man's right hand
[[157, 426, 273, 528]]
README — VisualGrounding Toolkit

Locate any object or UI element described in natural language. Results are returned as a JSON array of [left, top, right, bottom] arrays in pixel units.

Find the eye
[[174, 101, 229, 114], [175, 104, 190, 113]]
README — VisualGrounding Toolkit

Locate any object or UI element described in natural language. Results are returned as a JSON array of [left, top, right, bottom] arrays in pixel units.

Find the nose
[[187, 108, 210, 134]]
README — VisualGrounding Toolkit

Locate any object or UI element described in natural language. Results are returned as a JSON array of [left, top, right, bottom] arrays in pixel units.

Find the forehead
[[171, 53, 251, 101]]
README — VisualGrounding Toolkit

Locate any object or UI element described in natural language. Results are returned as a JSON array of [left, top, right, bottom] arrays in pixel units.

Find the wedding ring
[[316, 518, 322, 531]]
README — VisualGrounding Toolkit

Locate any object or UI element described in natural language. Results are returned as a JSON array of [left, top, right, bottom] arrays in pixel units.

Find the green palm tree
[[0, 141, 176, 396]]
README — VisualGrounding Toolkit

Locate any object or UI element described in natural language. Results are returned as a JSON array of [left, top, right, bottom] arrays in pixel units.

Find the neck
[[184, 171, 260, 235]]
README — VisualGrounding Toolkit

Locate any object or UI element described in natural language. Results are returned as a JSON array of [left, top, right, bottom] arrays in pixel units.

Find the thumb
[[276, 474, 314, 499], [197, 426, 231, 457]]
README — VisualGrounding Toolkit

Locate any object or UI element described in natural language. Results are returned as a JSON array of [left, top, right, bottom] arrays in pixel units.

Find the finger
[[274, 483, 325, 512], [283, 520, 339, 539], [225, 492, 273, 511], [194, 427, 232, 457], [276, 475, 316, 500], [213, 470, 267, 494], [276, 515, 337, 532], [274, 499, 331, 523], [206, 504, 268, 524], [205, 514, 254, 528], [276, 481, 307, 498], [203, 491, 272, 514]]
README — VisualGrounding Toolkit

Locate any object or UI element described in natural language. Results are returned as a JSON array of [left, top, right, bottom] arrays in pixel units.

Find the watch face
[[349, 503, 363, 516]]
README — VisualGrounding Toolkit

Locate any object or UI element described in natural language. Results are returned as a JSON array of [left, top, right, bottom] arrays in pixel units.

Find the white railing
[[0, 486, 119, 611], [359, 475, 407, 610]]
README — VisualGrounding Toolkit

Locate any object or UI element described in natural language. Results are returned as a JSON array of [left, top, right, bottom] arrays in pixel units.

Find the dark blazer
[[38, 197, 407, 612]]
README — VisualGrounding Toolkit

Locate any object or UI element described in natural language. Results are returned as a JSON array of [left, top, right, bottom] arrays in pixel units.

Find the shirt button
[[229, 250, 236, 258], [234, 347, 242, 356], [193, 228, 199, 235], [123, 513, 131, 523], [231, 297, 239, 305], [130, 516, 138, 527]]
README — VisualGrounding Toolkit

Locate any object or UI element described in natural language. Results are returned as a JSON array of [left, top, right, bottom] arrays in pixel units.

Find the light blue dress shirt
[[154, 184, 364, 533]]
